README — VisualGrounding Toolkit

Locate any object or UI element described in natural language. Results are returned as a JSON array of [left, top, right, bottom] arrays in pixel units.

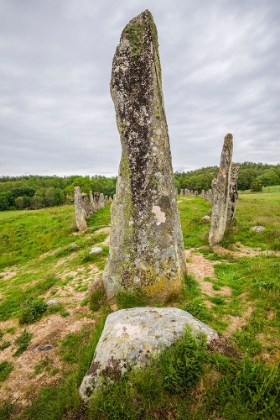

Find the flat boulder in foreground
[[79, 307, 219, 401]]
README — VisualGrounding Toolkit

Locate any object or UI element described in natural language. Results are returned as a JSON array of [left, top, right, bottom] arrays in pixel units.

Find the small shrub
[[159, 329, 207, 393], [13, 330, 33, 357], [0, 361, 14, 382], [0, 341, 11, 350], [19, 298, 47, 324]]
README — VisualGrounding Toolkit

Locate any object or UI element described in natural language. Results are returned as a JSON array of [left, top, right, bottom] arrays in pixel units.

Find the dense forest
[[0, 162, 279, 211]]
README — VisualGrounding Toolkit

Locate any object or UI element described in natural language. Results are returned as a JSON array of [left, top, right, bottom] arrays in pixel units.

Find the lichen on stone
[[103, 10, 186, 299]]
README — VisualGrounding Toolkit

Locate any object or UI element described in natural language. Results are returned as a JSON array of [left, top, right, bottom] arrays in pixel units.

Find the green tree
[[0, 194, 9, 211], [30, 195, 44, 209], [251, 178, 262, 192]]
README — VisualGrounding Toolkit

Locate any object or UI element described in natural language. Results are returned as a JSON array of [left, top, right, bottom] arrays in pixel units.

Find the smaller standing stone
[[89, 191, 95, 212], [226, 163, 239, 226], [74, 186, 88, 231], [209, 134, 233, 246], [81, 193, 92, 217], [99, 193, 105, 209], [94, 192, 100, 210]]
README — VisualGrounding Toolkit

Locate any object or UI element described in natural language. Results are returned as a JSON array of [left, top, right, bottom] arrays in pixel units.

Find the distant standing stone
[[209, 134, 233, 246], [227, 163, 239, 226], [74, 186, 87, 231], [103, 10, 186, 299]]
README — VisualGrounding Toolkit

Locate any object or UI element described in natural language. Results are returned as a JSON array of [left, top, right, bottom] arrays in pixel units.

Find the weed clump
[[13, 330, 33, 357], [0, 361, 14, 382], [19, 297, 47, 324]]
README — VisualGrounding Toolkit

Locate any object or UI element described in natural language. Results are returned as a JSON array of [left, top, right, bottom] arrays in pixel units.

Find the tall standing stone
[[226, 163, 239, 225], [103, 10, 186, 299], [74, 186, 87, 231], [209, 134, 233, 246]]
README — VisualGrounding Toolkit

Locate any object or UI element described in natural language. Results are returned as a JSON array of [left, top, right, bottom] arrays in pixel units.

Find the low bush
[[19, 298, 47, 324]]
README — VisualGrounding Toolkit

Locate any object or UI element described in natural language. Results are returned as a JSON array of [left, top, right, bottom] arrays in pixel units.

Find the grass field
[[0, 191, 279, 419]]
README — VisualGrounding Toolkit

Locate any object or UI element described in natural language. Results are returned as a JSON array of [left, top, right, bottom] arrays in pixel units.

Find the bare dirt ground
[[0, 230, 105, 409]]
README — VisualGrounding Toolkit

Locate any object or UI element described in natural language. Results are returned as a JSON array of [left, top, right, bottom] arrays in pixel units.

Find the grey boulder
[[79, 307, 218, 401]]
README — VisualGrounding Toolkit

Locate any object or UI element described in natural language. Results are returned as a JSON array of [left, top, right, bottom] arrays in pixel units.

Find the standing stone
[[74, 186, 87, 231], [94, 192, 100, 210], [81, 193, 92, 217], [209, 134, 233, 247], [103, 10, 186, 299], [89, 191, 95, 212], [99, 193, 105, 209], [226, 163, 239, 225], [180, 189, 184, 196]]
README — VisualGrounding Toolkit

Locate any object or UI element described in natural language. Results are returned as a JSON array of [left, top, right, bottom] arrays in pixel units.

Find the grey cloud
[[0, 0, 279, 176]]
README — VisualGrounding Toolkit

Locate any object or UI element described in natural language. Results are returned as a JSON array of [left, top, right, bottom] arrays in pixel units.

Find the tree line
[[174, 162, 280, 193], [0, 175, 117, 211], [0, 162, 279, 211]]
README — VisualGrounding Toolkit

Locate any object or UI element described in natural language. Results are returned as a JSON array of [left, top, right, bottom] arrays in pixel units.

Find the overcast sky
[[0, 0, 279, 177]]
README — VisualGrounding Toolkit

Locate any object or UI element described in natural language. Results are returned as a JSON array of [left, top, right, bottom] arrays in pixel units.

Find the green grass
[[0, 193, 280, 418], [0, 206, 76, 270], [178, 197, 211, 248], [233, 192, 280, 250], [116, 289, 148, 309]]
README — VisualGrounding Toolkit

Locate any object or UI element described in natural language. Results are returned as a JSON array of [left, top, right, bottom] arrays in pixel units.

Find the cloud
[[0, 0, 279, 176]]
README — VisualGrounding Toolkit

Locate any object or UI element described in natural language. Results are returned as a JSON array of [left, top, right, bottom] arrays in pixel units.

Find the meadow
[[0, 190, 279, 419]]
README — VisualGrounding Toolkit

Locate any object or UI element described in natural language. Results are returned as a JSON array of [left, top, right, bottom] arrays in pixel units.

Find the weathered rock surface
[[33, 344, 54, 352], [79, 307, 219, 401], [209, 134, 233, 246], [226, 163, 239, 226], [74, 186, 88, 231], [103, 10, 186, 299]]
